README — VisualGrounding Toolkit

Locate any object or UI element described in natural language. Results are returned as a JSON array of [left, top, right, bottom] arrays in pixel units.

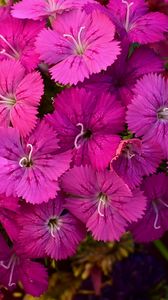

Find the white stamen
[[0, 255, 17, 287], [0, 49, 15, 60], [19, 144, 33, 168], [159, 198, 168, 208], [0, 34, 19, 57], [63, 26, 85, 54], [152, 202, 161, 230], [97, 194, 106, 217], [122, 0, 134, 31], [74, 123, 84, 149], [158, 107, 168, 120], [47, 0, 57, 11], [0, 94, 15, 106]]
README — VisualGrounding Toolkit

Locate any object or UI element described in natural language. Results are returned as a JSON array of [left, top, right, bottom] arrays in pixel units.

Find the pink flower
[[126, 73, 168, 157], [61, 165, 147, 241], [35, 9, 121, 85], [130, 173, 168, 242], [12, 0, 95, 21], [111, 138, 162, 189], [16, 197, 86, 260], [80, 45, 163, 106], [108, 0, 168, 44], [0, 59, 44, 137], [0, 234, 48, 296], [0, 16, 44, 71], [46, 88, 125, 170], [0, 121, 72, 204]]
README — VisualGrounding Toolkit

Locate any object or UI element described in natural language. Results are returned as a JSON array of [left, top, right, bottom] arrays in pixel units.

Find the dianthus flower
[[12, 0, 95, 21], [108, 0, 168, 43], [130, 173, 168, 242], [46, 88, 125, 170], [61, 165, 146, 241], [0, 121, 71, 204], [0, 16, 44, 71], [0, 234, 48, 296], [35, 9, 121, 85], [81, 45, 163, 106], [111, 138, 162, 189], [16, 197, 86, 260], [0, 59, 44, 137], [126, 73, 168, 157]]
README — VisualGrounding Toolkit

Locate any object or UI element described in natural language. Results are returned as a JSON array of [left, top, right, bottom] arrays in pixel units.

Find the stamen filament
[[50, 223, 60, 238], [74, 123, 84, 149], [0, 34, 19, 57], [122, 0, 134, 31], [63, 26, 85, 54], [159, 198, 168, 208], [0, 255, 17, 287], [0, 94, 15, 106], [153, 202, 161, 230], [97, 195, 106, 217], [19, 144, 33, 168], [0, 49, 15, 60]]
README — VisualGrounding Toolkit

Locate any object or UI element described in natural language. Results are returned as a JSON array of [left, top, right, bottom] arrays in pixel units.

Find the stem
[[154, 240, 168, 261]]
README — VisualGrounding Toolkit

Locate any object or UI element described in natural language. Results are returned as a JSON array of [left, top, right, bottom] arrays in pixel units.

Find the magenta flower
[[111, 138, 162, 189], [16, 197, 86, 260], [0, 16, 44, 71], [108, 0, 168, 43], [0, 234, 48, 296], [0, 59, 44, 137], [61, 165, 146, 242], [80, 45, 163, 106], [35, 9, 121, 85], [12, 0, 95, 21], [130, 174, 168, 242], [46, 88, 125, 170], [126, 73, 168, 157], [0, 121, 72, 204]]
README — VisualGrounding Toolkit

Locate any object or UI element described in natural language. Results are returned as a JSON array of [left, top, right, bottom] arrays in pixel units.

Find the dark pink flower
[[16, 197, 85, 260], [0, 16, 44, 71], [0, 121, 72, 204], [0, 234, 48, 296], [12, 0, 95, 21], [108, 0, 168, 43], [80, 45, 163, 106], [46, 88, 125, 170], [61, 165, 146, 242], [130, 173, 168, 242], [35, 9, 121, 85], [126, 73, 168, 157], [111, 138, 162, 189], [0, 59, 44, 137]]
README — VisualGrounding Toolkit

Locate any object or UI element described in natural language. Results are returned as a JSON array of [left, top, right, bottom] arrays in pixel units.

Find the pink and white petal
[[87, 208, 127, 241], [12, 0, 47, 20], [50, 55, 90, 85], [11, 104, 37, 137], [16, 71, 44, 105], [129, 12, 168, 44], [20, 260, 48, 297], [88, 134, 121, 170]]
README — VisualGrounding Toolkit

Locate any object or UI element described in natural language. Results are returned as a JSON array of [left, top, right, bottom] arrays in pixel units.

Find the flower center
[[0, 254, 19, 287], [0, 34, 19, 60], [152, 198, 168, 230], [0, 94, 16, 106], [63, 26, 86, 55], [122, 143, 136, 159], [97, 192, 108, 217], [122, 0, 134, 31], [48, 217, 60, 238], [74, 123, 92, 149], [157, 107, 168, 121], [19, 144, 33, 168]]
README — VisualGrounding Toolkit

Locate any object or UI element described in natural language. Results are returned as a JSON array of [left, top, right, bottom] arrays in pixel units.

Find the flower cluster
[[0, 0, 168, 297]]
